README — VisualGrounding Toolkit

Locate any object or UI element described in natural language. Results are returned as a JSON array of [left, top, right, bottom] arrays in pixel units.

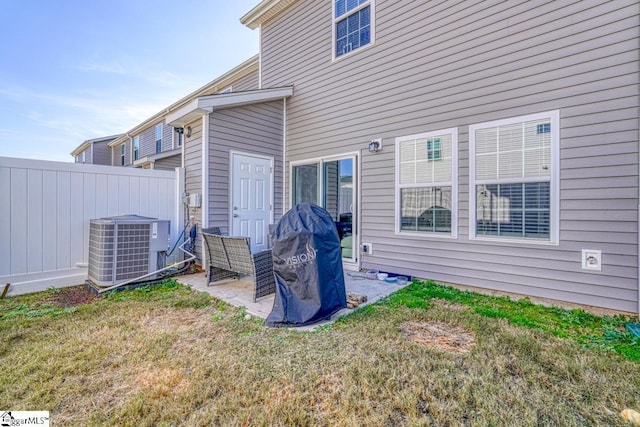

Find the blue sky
[[0, 0, 260, 162]]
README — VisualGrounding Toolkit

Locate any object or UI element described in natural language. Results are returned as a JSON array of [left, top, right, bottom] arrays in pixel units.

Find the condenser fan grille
[[87, 215, 168, 287]]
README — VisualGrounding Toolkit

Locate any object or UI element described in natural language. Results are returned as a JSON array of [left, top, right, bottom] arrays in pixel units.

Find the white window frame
[[133, 135, 140, 161], [155, 124, 163, 153], [332, 0, 375, 61], [120, 144, 126, 166], [289, 152, 360, 267], [172, 128, 183, 149], [469, 110, 560, 245], [395, 128, 458, 238]]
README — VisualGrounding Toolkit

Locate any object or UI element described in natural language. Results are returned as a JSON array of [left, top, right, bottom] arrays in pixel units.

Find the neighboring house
[[235, 0, 640, 314], [107, 55, 261, 172], [165, 60, 291, 259], [70, 134, 122, 165], [91, 54, 287, 262]]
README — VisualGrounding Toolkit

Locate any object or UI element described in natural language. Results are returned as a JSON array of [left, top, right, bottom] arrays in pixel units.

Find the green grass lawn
[[1, 280, 639, 426]]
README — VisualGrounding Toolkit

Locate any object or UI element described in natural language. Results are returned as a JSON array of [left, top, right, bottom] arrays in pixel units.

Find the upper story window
[[120, 144, 125, 166], [396, 128, 458, 237], [155, 124, 163, 153], [469, 111, 559, 243], [333, 0, 374, 59], [175, 129, 183, 148], [133, 136, 140, 161]]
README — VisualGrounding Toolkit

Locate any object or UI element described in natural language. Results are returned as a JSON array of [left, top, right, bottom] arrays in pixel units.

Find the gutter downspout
[[258, 24, 263, 89], [283, 97, 286, 214], [202, 114, 210, 229]]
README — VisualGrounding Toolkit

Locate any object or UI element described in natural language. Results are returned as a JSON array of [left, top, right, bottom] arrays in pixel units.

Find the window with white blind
[[396, 128, 458, 237], [333, 0, 374, 59], [469, 111, 559, 243]]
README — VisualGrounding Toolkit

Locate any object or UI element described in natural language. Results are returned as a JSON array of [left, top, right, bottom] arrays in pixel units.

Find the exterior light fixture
[[185, 126, 192, 137], [368, 139, 382, 153]]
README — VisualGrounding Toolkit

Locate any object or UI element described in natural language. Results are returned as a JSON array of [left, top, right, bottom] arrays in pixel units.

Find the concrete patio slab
[[176, 271, 409, 331]]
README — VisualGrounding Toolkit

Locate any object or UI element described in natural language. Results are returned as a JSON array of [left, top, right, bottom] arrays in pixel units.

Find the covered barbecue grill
[[266, 203, 347, 327]]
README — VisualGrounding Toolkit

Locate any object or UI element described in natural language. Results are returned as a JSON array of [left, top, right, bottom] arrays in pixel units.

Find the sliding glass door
[[292, 155, 356, 263]]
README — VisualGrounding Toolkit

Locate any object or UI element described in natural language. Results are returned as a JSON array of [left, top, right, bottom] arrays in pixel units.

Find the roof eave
[[70, 141, 91, 157], [240, 0, 298, 29], [108, 55, 259, 146], [166, 86, 293, 127]]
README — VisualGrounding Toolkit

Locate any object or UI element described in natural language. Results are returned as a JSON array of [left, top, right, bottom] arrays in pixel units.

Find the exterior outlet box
[[361, 243, 373, 255], [188, 193, 201, 208], [581, 249, 602, 271]]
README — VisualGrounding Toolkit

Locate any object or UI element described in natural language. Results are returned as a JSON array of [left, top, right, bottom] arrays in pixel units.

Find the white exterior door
[[231, 152, 272, 252]]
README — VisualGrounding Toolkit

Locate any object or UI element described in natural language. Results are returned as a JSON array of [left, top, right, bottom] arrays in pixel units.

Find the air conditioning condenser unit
[[87, 215, 170, 288]]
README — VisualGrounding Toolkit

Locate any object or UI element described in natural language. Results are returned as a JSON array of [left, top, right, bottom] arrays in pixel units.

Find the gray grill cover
[[266, 203, 347, 327]]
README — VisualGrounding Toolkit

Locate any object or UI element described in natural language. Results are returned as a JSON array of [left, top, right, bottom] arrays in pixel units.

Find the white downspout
[[258, 24, 263, 89], [282, 97, 287, 214], [202, 114, 210, 229]]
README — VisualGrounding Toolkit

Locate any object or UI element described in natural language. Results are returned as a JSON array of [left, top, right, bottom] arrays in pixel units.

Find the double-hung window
[[120, 144, 125, 166], [469, 111, 559, 243], [396, 128, 458, 236], [333, 0, 374, 59], [155, 124, 163, 153], [133, 135, 139, 161]]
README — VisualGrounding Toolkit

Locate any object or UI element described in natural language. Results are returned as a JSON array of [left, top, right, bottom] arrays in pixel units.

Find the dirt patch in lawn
[[132, 367, 191, 398], [398, 321, 476, 354], [49, 285, 100, 308]]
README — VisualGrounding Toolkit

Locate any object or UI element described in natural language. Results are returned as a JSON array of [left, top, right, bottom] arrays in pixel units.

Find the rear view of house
[[239, 0, 640, 314]]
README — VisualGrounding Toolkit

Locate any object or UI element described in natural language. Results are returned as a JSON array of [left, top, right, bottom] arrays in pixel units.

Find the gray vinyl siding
[[208, 100, 284, 233], [261, 0, 640, 312], [76, 147, 91, 164], [92, 141, 111, 165], [232, 70, 260, 92], [154, 154, 182, 171], [184, 120, 204, 261], [137, 122, 174, 157], [112, 141, 131, 166]]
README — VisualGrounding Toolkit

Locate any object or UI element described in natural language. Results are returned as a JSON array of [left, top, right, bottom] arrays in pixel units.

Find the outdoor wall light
[[174, 126, 192, 137], [368, 139, 382, 153]]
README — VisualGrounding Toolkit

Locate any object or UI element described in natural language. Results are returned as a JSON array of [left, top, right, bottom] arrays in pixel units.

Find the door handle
[[233, 214, 239, 218]]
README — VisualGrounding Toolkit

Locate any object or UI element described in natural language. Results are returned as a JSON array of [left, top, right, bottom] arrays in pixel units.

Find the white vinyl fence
[[0, 156, 184, 296]]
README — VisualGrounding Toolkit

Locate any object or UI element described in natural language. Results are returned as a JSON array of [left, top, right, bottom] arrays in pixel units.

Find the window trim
[[469, 110, 560, 245], [133, 135, 140, 161], [155, 123, 163, 154], [172, 127, 183, 149], [120, 144, 126, 166], [395, 128, 459, 239], [331, 0, 376, 61]]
